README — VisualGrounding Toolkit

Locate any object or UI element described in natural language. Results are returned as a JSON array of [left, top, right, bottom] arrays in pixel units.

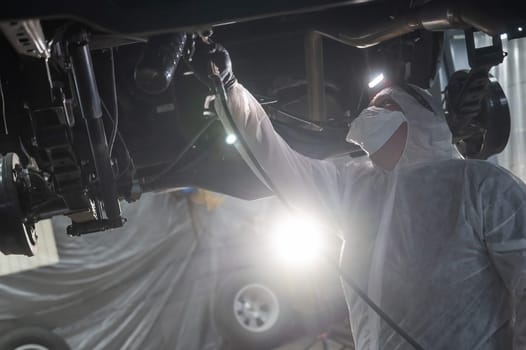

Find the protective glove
[[190, 39, 237, 90]]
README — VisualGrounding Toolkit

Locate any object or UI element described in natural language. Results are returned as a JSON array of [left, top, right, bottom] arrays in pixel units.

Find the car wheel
[[214, 269, 297, 350], [0, 327, 70, 350]]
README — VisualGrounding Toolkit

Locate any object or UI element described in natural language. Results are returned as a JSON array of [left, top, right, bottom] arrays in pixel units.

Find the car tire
[[214, 269, 297, 350], [0, 327, 71, 350]]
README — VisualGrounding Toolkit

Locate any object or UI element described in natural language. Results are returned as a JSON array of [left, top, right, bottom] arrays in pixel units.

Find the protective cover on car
[[0, 192, 307, 350]]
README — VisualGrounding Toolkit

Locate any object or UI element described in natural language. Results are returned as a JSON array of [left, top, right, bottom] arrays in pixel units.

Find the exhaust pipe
[[336, 2, 517, 48]]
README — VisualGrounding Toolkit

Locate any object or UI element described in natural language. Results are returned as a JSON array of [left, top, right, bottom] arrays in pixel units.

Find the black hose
[[100, 100, 135, 179], [211, 74, 425, 350]]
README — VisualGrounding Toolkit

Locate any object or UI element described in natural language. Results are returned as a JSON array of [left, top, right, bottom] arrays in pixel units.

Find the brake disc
[[0, 153, 37, 256], [445, 70, 511, 159]]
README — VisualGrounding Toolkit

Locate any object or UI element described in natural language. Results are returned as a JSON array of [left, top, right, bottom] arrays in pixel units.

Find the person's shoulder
[[462, 159, 512, 176], [430, 159, 520, 184], [461, 159, 526, 191], [438, 158, 506, 173]]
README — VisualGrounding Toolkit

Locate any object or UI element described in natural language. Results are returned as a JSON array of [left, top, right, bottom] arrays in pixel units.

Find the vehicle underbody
[[0, 0, 523, 255]]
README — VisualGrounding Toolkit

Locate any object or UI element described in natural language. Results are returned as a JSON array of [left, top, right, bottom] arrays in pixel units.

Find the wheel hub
[[233, 283, 280, 333]]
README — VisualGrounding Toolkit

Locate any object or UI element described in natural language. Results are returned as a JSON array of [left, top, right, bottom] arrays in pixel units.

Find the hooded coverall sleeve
[[482, 166, 526, 349], [214, 82, 344, 222]]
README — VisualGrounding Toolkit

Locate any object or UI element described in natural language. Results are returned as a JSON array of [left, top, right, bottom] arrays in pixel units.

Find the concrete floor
[[275, 323, 355, 350], [275, 335, 355, 350]]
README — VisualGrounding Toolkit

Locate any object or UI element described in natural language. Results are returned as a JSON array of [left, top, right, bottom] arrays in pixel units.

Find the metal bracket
[[0, 20, 49, 58], [67, 217, 126, 236], [464, 29, 505, 70]]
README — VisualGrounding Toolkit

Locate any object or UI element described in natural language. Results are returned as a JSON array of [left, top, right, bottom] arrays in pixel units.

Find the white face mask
[[346, 106, 407, 155]]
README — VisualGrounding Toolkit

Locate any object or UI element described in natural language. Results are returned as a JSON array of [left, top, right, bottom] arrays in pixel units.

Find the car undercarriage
[[0, 0, 524, 256]]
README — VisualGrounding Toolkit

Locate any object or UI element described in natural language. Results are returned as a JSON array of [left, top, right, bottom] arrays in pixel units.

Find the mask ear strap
[[398, 84, 434, 113]]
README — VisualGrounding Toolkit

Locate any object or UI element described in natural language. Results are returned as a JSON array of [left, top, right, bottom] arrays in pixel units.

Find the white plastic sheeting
[[0, 192, 276, 349]]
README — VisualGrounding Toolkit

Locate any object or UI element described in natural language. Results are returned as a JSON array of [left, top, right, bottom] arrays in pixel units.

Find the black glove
[[191, 39, 237, 90]]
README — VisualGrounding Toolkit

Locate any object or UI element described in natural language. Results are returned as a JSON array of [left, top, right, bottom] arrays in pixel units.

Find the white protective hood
[[346, 84, 462, 169]]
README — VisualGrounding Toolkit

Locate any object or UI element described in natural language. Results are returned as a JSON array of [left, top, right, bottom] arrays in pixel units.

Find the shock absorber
[[68, 30, 123, 232]]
